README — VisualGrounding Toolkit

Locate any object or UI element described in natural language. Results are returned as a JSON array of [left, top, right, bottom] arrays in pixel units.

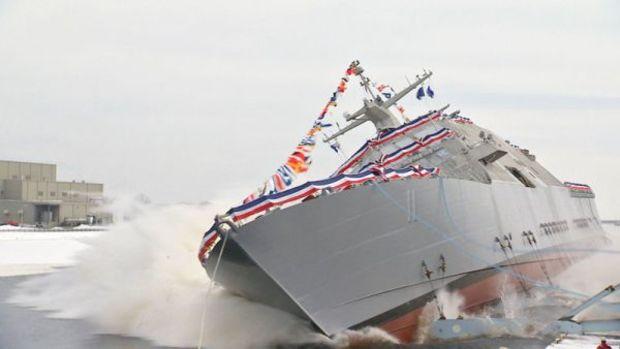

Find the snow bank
[[0, 225, 25, 231], [0, 231, 98, 276]]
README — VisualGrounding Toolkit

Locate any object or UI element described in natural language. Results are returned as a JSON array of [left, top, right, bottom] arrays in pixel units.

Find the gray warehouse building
[[0, 160, 111, 227]]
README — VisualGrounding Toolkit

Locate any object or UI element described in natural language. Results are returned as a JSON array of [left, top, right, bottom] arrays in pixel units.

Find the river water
[[0, 204, 618, 349]]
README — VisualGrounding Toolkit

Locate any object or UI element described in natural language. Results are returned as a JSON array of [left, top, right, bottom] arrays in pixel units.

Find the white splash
[[435, 288, 465, 319], [332, 327, 399, 348], [9, 203, 323, 349], [413, 288, 465, 343]]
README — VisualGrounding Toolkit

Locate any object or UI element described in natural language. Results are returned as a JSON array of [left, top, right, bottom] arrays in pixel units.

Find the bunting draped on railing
[[564, 182, 595, 198], [242, 61, 363, 203], [198, 226, 218, 263], [357, 128, 454, 173], [198, 164, 440, 262], [447, 115, 474, 124], [231, 165, 438, 223], [334, 110, 445, 175]]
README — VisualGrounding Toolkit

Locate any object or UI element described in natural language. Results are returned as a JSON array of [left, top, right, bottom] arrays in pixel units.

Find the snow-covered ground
[[0, 231, 99, 276]]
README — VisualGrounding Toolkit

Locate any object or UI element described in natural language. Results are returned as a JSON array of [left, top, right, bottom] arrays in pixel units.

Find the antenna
[[323, 70, 433, 143]]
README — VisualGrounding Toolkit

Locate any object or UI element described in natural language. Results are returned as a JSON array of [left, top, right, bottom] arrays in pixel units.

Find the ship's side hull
[[370, 249, 582, 342], [205, 177, 606, 341]]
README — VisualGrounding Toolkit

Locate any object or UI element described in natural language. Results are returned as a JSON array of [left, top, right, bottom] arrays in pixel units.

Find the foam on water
[[9, 203, 328, 349]]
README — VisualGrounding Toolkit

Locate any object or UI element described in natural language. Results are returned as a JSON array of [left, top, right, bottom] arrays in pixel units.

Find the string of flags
[[242, 62, 439, 204], [242, 61, 363, 203], [197, 64, 449, 260], [375, 83, 407, 117], [375, 77, 435, 120]]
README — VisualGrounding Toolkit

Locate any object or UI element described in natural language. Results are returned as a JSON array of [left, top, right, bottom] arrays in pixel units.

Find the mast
[[324, 70, 433, 143]]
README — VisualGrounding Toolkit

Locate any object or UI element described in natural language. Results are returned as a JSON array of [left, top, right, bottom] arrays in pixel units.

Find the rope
[[497, 236, 531, 296], [525, 231, 554, 286], [422, 260, 445, 318], [197, 228, 231, 349]]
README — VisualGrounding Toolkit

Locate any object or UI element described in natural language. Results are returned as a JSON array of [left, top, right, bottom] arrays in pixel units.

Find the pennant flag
[[300, 136, 316, 146], [376, 84, 393, 99], [272, 173, 288, 192], [276, 166, 294, 186], [329, 141, 341, 153], [315, 122, 333, 128], [337, 80, 347, 93], [416, 86, 425, 100], [426, 86, 435, 98]]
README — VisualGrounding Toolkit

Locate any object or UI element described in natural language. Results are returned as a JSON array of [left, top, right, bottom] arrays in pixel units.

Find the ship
[[198, 62, 607, 343]]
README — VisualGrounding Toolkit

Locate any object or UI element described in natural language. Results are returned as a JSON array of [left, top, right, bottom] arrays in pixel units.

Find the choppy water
[[1, 203, 619, 349]]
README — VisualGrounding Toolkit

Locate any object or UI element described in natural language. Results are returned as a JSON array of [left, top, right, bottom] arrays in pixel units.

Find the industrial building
[[0, 160, 111, 227]]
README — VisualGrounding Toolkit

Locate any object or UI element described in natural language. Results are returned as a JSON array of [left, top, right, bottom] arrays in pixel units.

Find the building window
[[62, 192, 68, 197], [50, 191, 56, 197], [25, 175, 31, 180], [38, 191, 44, 196]]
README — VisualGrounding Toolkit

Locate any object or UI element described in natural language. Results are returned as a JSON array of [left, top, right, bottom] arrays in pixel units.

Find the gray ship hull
[[206, 177, 606, 341]]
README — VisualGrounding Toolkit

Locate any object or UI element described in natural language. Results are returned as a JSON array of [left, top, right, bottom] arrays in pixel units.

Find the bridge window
[[506, 167, 535, 188]]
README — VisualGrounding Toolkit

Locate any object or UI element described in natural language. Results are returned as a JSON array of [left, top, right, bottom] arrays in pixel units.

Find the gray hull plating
[[207, 177, 606, 335]]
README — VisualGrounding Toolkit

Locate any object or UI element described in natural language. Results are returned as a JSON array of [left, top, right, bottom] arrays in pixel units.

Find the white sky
[[0, 0, 618, 217]]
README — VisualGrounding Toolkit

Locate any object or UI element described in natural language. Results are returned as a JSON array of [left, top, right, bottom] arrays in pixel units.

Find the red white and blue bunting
[[198, 164, 439, 262], [335, 110, 446, 174], [198, 227, 219, 263], [357, 128, 453, 173], [451, 116, 473, 124], [229, 165, 438, 223], [564, 182, 594, 196]]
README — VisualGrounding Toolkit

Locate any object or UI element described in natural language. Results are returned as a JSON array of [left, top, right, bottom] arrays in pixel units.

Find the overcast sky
[[1, 1, 618, 217]]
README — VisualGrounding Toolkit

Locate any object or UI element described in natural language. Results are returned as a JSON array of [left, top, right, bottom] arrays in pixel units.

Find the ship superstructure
[[199, 63, 606, 343]]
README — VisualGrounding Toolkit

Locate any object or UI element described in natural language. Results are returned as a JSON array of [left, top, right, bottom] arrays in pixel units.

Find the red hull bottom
[[379, 257, 571, 343]]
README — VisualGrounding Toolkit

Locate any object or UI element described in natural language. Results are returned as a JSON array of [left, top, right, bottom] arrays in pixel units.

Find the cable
[[197, 229, 231, 349]]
